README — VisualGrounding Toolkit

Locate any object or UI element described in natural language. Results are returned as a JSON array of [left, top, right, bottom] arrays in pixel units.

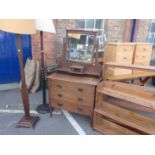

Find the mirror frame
[[64, 29, 97, 65]]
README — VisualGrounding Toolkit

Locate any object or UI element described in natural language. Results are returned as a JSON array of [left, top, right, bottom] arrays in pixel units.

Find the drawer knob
[[77, 107, 83, 111], [57, 94, 63, 98], [78, 88, 84, 92], [57, 84, 62, 88], [57, 103, 63, 107], [78, 98, 83, 102]]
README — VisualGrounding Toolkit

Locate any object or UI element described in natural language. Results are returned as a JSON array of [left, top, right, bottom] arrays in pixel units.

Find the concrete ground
[[0, 88, 100, 135]]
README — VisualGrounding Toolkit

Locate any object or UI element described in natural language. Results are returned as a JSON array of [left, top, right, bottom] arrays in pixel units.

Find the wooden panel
[[49, 79, 95, 95], [104, 44, 117, 63], [105, 62, 155, 80], [93, 111, 138, 135], [97, 81, 155, 110], [95, 89, 155, 115], [134, 53, 152, 62], [48, 73, 100, 86], [108, 68, 132, 76], [51, 92, 94, 106], [134, 43, 152, 54], [105, 96, 155, 115], [95, 102, 155, 134], [104, 62, 155, 72], [51, 98, 92, 116], [107, 72, 155, 81]]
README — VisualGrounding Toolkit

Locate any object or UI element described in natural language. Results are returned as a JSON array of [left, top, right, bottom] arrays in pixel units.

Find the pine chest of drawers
[[104, 42, 135, 76], [48, 73, 100, 117]]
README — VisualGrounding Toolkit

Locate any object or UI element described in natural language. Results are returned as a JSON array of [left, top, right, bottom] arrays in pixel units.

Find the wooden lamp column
[[0, 19, 39, 128], [16, 34, 39, 127]]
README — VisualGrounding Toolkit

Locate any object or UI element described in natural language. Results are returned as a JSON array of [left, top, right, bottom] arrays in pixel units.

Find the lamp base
[[36, 104, 50, 114], [17, 116, 39, 128]]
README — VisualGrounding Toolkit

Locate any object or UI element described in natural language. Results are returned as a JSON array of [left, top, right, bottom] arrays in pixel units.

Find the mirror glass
[[66, 31, 95, 63]]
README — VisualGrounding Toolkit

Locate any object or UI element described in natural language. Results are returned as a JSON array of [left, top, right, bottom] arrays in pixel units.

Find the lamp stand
[[16, 34, 39, 128], [36, 31, 50, 114]]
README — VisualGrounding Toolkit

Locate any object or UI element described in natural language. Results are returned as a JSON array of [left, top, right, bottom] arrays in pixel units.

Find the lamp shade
[[35, 19, 56, 33], [0, 19, 36, 34]]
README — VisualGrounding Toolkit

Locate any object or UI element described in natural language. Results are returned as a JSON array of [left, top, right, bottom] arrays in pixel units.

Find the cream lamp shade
[[0, 19, 36, 34], [35, 19, 56, 33]]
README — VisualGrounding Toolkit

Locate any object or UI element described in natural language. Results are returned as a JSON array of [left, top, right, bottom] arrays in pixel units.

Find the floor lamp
[[0, 19, 39, 128], [35, 19, 56, 114]]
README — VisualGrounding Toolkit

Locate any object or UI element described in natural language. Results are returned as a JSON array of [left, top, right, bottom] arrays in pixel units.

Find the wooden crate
[[104, 43, 134, 76], [133, 43, 153, 74]]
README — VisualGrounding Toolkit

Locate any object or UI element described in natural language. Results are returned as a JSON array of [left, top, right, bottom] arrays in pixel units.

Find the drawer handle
[[143, 48, 146, 51], [123, 57, 127, 59], [56, 84, 63, 88], [78, 88, 84, 92], [78, 98, 83, 102], [77, 107, 83, 111], [57, 94, 63, 98], [123, 48, 127, 51], [57, 103, 63, 107]]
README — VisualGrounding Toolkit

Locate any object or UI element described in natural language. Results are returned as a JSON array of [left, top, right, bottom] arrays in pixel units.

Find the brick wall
[[31, 19, 151, 65], [135, 19, 151, 42], [55, 19, 78, 62], [104, 19, 127, 42], [31, 31, 56, 65]]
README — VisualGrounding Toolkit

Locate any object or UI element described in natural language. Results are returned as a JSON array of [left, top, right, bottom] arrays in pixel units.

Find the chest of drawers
[[104, 43, 135, 76], [48, 73, 100, 117]]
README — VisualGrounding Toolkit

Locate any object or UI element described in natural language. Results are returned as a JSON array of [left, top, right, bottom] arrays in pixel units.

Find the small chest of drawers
[[48, 73, 100, 117]]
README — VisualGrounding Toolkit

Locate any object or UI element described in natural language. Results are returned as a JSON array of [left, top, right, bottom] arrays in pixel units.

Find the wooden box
[[104, 43, 134, 76], [133, 43, 152, 74], [48, 73, 100, 118]]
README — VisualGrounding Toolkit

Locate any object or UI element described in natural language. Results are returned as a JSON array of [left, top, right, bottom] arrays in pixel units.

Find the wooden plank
[[104, 62, 155, 72], [93, 112, 138, 135], [48, 73, 100, 85], [107, 72, 155, 81], [97, 81, 155, 110], [100, 81, 155, 93], [106, 96, 155, 115], [95, 102, 155, 134], [102, 81, 155, 97], [98, 88, 155, 110]]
